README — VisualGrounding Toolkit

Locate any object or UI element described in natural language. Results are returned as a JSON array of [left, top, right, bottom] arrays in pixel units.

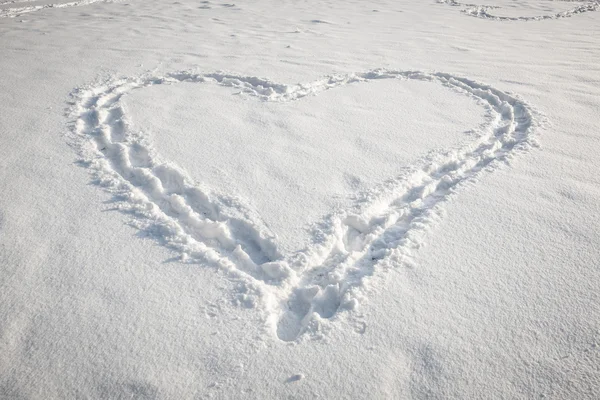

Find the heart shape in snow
[[437, 0, 599, 21], [69, 69, 537, 341]]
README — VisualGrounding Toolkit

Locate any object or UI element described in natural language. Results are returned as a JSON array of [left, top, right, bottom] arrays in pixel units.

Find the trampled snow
[[1, 0, 599, 398]]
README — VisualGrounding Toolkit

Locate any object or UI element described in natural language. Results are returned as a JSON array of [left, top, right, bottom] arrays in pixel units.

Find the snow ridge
[[437, 0, 599, 20], [69, 70, 538, 341]]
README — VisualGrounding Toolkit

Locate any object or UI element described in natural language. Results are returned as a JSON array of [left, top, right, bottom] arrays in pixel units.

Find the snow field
[[2, 0, 598, 20], [1, 0, 599, 397]]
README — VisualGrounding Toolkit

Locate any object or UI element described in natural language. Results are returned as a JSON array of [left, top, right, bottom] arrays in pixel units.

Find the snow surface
[[1, 0, 599, 398]]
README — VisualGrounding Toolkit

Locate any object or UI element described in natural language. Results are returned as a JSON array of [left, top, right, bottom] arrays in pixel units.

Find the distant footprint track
[[69, 69, 539, 341], [0, 0, 119, 18], [437, 0, 599, 20]]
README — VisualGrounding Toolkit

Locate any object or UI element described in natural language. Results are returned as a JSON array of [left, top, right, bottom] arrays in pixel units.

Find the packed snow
[[1, 0, 599, 398]]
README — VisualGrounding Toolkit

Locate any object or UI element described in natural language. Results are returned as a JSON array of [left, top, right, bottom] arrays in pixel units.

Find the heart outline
[[69, 69, 538, 341]]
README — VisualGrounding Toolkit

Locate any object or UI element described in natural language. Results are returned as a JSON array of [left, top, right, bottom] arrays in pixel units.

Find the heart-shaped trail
[[69, 69, 538, 341], [437, 0, 599, 20]]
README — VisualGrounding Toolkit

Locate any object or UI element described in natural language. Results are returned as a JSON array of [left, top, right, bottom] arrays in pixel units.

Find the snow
[[1, 0, 599, 398], [437, 0, 599, 20]]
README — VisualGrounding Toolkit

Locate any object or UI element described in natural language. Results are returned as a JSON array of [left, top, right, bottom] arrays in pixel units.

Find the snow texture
[[1, 0, 599, 398], [438, 0, 599, 20]]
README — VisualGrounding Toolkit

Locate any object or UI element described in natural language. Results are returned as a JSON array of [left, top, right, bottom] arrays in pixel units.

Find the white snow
[[1, 0, 599, 398]]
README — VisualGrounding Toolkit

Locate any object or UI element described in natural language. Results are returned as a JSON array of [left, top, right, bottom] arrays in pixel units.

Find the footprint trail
[[437, 0, 599, 20], [0, 0, 119, 18], [69, 69, 538, 341]]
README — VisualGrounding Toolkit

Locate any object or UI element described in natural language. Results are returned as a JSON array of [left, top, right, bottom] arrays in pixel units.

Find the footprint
[[437, 0, 599, 21], [69, 69, 538, 341]]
